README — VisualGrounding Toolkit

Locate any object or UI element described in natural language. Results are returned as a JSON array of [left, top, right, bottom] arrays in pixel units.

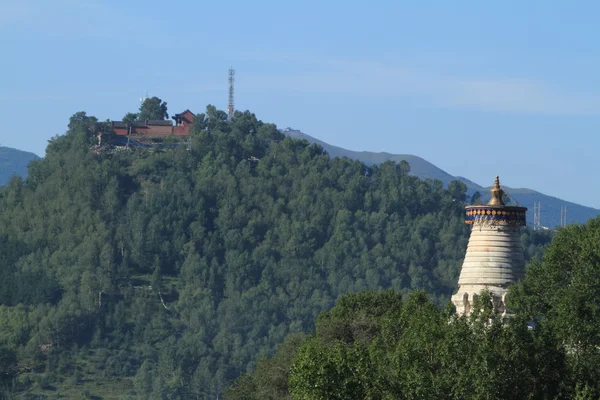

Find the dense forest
[[0, 101, 553, 399]]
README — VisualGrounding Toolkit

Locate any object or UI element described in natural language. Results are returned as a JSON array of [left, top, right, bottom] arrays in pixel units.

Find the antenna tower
[[228, 67, 235, 121], [533, 201, 541, 231], [560, 205, 567, 227]]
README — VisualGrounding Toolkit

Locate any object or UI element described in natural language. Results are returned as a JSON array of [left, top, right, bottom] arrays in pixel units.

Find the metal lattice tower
[[560, 205, 567, 227], [228, 67, 235, 121], [533, 201, 541, 231]]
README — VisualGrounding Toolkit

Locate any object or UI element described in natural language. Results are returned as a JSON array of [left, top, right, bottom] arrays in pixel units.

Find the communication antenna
[[560, 205, 567, 227], [533, 201, 541, 231], [140, 92, 149, 104], [228, 67, 235, 121]]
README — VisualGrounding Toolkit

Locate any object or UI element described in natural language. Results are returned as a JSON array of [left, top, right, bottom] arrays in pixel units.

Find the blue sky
[[1, 0, 599, 208]]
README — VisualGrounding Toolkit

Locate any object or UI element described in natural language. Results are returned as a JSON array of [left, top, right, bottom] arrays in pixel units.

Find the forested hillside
[[283, 129, 465, 188], [0, 105, 552, 399], [284, 129, 600, 226]]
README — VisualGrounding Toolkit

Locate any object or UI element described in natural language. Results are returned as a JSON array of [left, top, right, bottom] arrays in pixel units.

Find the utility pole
[[228, 67, 235, 121]]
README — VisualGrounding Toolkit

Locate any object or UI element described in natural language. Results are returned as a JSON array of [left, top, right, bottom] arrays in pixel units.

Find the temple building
[[96, 109, 195, 147], [108, 110, 195, 137], [451, 176, 527, 317]]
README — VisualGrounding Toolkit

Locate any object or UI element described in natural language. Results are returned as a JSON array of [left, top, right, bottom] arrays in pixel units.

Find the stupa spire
[[488, 175, 504, 206]]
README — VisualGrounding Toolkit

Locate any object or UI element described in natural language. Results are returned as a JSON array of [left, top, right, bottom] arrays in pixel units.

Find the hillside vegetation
[[284, 129, 600, 226], [0, 105, 551, 399]]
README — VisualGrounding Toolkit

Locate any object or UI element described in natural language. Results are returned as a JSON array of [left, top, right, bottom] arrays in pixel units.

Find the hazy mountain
[[482, 187, 599, 230], [283, 129, 482, 190], [0, 146, 40, 185], [282, 128, 600, 227]]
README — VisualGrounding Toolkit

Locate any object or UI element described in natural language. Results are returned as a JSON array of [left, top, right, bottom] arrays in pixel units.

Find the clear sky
[[1, 1, 599, 208]]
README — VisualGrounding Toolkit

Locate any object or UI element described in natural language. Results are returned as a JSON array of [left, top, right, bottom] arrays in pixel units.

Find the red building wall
[[110, 110, 194, 137], [146, 125, 173, 136], [114, 127, 128, 136], [173, 125, 191, 135]]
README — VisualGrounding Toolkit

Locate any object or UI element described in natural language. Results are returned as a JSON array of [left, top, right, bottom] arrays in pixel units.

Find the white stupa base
[[452, 223, 525, 318], [451, 285, 509, 318]]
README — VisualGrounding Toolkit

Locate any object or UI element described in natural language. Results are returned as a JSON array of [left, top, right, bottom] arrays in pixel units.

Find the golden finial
[[488, 175, 505, 206]]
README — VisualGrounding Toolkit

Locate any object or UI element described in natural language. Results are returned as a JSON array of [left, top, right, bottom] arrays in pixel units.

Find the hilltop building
[[452, 176, 527, 318], [102, 109, 195, 140]]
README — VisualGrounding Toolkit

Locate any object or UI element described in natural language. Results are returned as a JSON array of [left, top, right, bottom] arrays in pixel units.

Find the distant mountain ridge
[[283, 128, 472, 188], [282, 128, 600, 227], [0, 146, 40, 186]]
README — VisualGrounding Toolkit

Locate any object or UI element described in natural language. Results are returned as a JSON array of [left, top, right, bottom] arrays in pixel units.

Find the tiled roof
[[143, 120, 173, 126], [174, 109, 194, 118], [110, 120, 173, 127], [111, 118, 178, 129]]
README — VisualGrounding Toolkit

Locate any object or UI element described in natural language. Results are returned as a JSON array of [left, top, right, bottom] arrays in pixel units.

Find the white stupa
[[452, 176, 527, 317]]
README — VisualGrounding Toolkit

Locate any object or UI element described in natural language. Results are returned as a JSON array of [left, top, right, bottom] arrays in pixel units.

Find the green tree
[[510, 217, 600, 397], [447, 180, 467, 204], [228, 333, 306, 400], [470, 190, 482, 205], [286, 291, 565, 400], [68, 111, 98, 131], [138, 96, 168, 120], [134, 360, 154, 398], [123, 112, 139, 125]]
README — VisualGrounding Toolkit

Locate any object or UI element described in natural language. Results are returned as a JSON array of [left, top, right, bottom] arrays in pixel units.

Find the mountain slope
[[0, 111, 556, 398], [282, 128, 600, 226], [283, 129, 481, 191], [489, 187, 598, 230], [0, 111, 492, 397], [0, 146, 40, 185]]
